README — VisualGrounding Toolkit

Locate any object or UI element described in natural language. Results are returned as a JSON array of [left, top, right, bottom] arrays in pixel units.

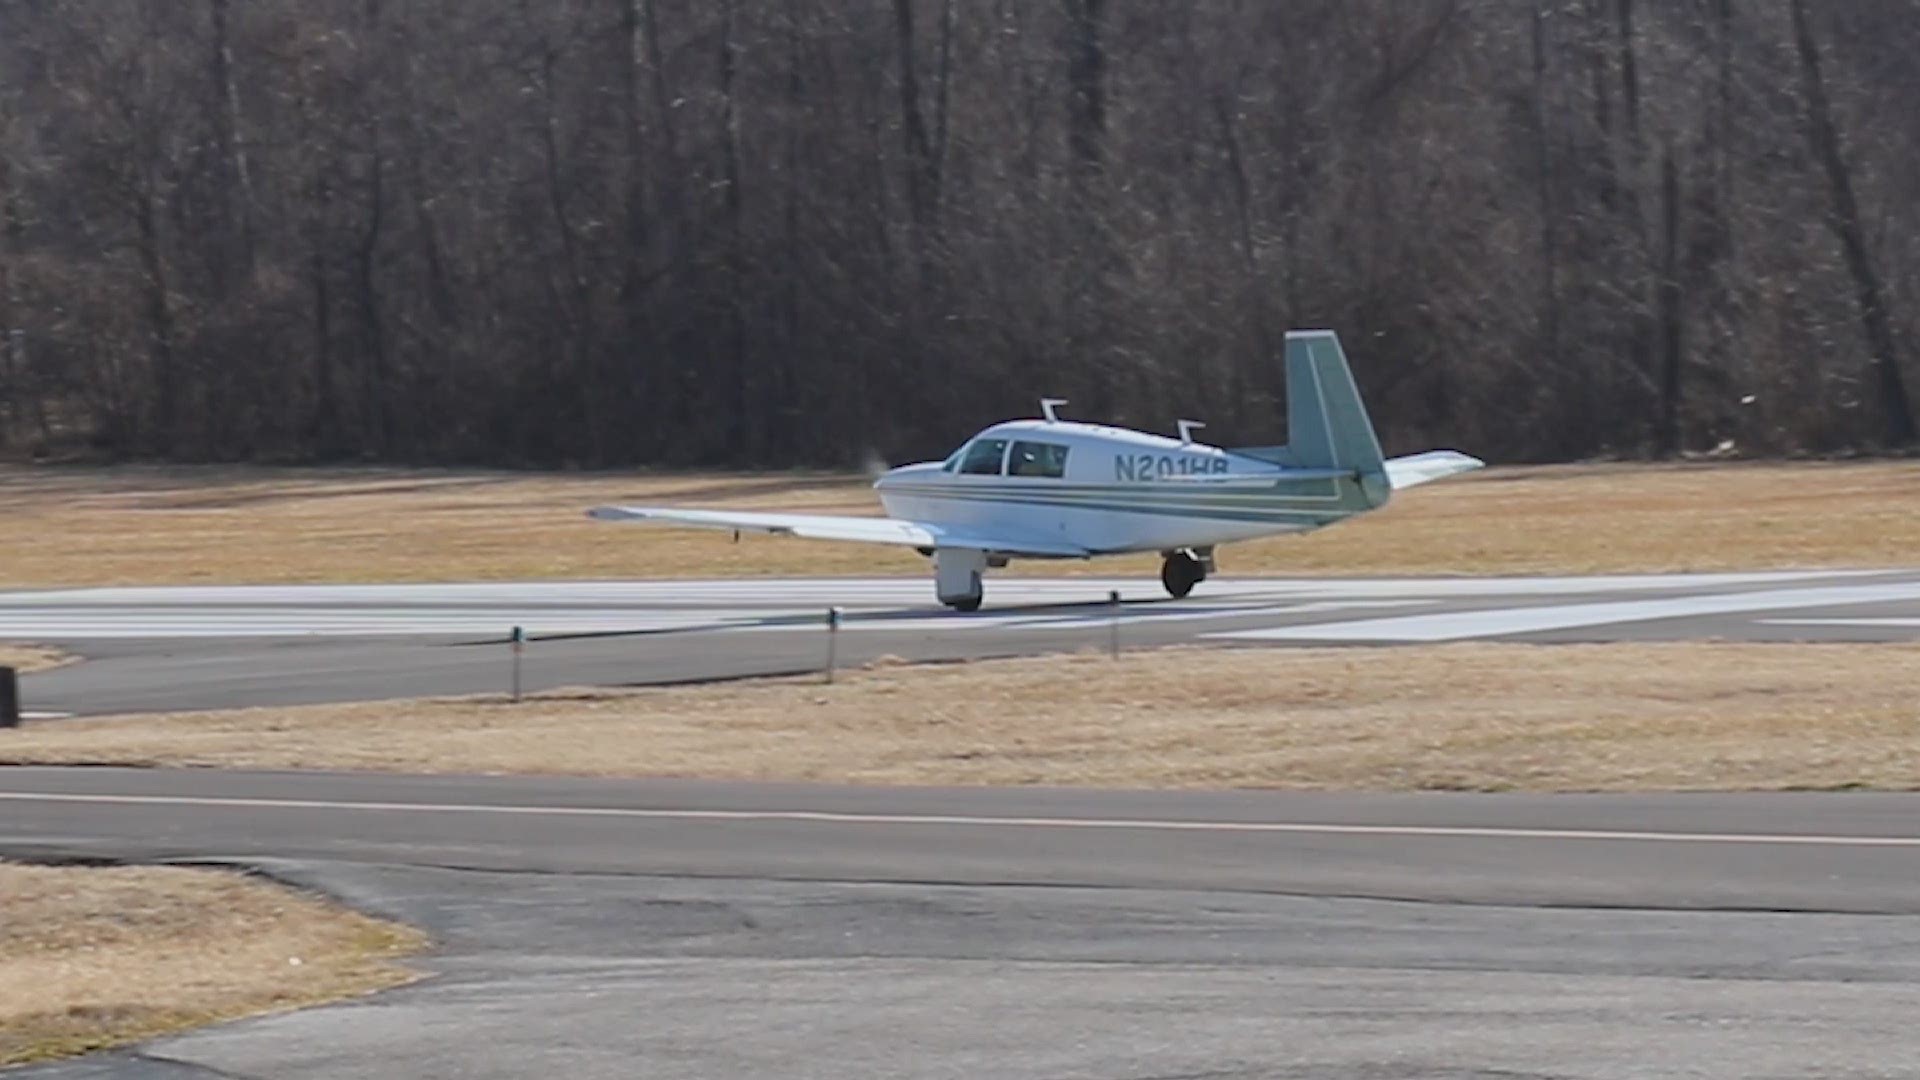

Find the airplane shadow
[[459, 590, 1278, 646]]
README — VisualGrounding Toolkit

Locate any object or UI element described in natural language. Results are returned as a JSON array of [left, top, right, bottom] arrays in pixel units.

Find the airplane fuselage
[[874, 419, 1380, 556]]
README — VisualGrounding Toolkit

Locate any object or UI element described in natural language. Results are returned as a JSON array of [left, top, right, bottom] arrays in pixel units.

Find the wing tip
[[587, 506, 645, 521]]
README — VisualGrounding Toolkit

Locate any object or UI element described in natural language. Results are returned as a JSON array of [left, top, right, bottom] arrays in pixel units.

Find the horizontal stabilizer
[[1383, 450, 1484, 490]]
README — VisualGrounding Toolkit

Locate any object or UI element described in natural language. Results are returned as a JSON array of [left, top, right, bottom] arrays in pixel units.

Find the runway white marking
[[983, 599, 1435, 632], [0, 570, 1862, 606], [1207, 581, 1920, 643], [0, 601, 1421, 639], [1760, 618, 1920, 629], [18, 712, 69, 721], [0, 612, 781, 639], [0, 572, 1879, 640], [5, 790, 1920, 848]]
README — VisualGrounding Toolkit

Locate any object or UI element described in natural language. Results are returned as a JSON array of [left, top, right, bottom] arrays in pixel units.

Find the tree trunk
[[774, 0, 805, 455], [354, 144, 388, 457], [0, 145, 17, 446], [136, 183, 177, 456], [208, 0, 255, 279], [932, 0, 955, 200], [638, 0, 677, 158], [1532, 0, 1562, 372], [534, 28, 601, 462], [1065, 0, 1107, 188], [893, 0, 937, 231], [616, 0, 657, 458], [717, 0, 753, 459], [1654, 143, 1683, 458], [1790, 0, 1915, 446], [1614, 0, 1640, 153], [310, 245, 337, 456], [1586, 0, 1617, 213]]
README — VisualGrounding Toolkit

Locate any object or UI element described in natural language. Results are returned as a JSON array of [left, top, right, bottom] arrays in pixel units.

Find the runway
[[8, 767, 1920, 1078], [11, 568, 1920, 714], [11, 571, 1920, 1075]]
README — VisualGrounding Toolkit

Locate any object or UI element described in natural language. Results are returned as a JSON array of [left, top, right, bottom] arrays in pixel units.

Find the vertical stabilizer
[[1284, 330, 1390, 504]]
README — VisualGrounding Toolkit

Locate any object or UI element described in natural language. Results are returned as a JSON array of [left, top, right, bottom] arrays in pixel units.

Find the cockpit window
[[958, 438, 1009, 475], [1009, 440, 1070, 479]]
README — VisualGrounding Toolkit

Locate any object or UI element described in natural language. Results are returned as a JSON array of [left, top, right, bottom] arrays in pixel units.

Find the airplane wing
[[587, 506, 1090, 558], [1383, 450, 1485, 490]]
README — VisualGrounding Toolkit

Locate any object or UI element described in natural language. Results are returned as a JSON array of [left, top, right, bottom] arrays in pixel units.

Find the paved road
[[8, 767, 1920, 912], [12, 569, 1920, 714], [9, 768, 1920, 1078]]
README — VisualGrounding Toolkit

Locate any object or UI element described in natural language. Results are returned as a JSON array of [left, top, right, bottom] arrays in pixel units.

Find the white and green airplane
[[591, 330, 1482, 611]]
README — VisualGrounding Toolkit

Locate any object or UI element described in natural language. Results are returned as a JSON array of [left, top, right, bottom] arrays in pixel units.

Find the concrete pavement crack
[[130, 1052, 269, 1080]]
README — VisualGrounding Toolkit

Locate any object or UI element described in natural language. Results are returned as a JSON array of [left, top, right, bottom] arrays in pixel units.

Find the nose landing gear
[[1159, 548, 1212, 599]]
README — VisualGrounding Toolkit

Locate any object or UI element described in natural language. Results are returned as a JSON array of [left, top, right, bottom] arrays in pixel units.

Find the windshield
[[958, 438, 1009, 475]]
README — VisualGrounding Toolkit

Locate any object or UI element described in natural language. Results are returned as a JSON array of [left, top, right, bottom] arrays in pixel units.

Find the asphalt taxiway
[[11, 569, 1920, 714], [8, 768, 1920, 1079], [9, 571, 1920, 1076]]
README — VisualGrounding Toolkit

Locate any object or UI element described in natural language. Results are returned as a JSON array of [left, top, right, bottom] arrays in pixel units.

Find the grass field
[[4, 464, 1911, 1064], [0, 645, 72, 674], [0, 863, 423, 1066], [4, 643, 1917, 791], [0, 460, 1916, 588]]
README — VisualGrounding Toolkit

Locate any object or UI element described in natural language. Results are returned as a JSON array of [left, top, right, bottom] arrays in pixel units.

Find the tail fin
[[1283, 330, 1388, 501], [1236, 330, 1482, 504]]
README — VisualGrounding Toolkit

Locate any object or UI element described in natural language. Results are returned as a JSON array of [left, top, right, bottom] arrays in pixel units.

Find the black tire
[[1160, 553, 1201, 599]]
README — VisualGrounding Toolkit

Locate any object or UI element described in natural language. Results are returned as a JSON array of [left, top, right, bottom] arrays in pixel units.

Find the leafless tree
[[0, 0, 1913, 466]]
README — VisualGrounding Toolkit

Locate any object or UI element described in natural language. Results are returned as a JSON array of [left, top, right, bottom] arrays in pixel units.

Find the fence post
[[1108, 590, 1121, 660], [0, 666, 17, 728], [510, 625, 525, 703], [825, 607, 842, 683]]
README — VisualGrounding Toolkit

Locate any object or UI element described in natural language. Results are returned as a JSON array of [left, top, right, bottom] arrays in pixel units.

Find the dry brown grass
[[0, 863, 424, 1066], [4, 643, 1918, 791], [0, 460, 1915, 588], [0, 645, 73, 674]]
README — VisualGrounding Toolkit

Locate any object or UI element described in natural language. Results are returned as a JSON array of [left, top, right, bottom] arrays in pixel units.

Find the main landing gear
[[935, 547, 987, 612], [1160, 547, 1213, 599], [931, 546, 1213, 611]]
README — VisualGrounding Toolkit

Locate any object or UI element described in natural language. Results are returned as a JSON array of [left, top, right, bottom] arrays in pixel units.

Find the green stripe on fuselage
[[883, 481, 1369, 523], [905, 479, 1345, 501]]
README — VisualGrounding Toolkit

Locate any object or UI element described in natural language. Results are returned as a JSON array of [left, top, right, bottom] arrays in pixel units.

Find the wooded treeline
[[0, 0, 1915, 467]]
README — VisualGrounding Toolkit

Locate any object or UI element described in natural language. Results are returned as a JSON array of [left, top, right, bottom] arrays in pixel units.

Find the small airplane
[[591, 330, 1482, 611]]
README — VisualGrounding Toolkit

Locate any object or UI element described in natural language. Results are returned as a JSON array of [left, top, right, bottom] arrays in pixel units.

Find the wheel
[[942, 571, 984, 612], [1160, 552, 1203, 599]]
